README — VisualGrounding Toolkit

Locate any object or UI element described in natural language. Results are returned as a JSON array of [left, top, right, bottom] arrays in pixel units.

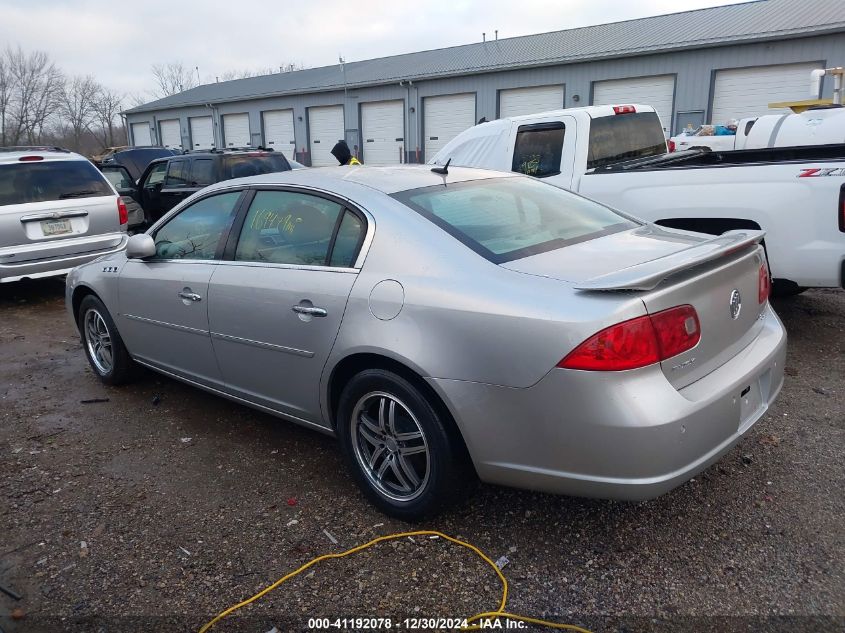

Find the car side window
[[191, 159, 215, 186], [329, 211, 365, 267], [164, 160, 188, 187], [235, 190, 344, 266], [151, 191, 242, 260], [144, 162, 167, 189], [512, 123, 565, 178]]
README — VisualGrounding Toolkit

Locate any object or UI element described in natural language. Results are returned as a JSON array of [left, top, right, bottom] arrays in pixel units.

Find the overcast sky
[[1, 0, 741, 98]]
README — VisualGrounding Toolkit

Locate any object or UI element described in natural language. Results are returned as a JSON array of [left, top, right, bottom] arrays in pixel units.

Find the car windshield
[[222, 154, 290, 179], [0, 160, 113, 205], [393, 176, 636, 263]]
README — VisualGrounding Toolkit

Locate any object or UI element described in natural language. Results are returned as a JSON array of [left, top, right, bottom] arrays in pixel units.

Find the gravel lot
[[0, 278, 842, 633]]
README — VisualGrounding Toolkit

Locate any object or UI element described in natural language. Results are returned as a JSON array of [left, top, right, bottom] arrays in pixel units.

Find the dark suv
[[129, 149, 292, 223]]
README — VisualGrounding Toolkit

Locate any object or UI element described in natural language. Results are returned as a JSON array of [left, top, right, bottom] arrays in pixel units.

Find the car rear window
[[223, 154, 290, 180], [0, 160, 112, 205], [393, 176, 636, 263], [587, 111, 667, 170]]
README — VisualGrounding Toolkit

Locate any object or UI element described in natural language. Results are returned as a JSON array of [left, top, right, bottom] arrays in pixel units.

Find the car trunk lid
[[502, 225, 768, 388]]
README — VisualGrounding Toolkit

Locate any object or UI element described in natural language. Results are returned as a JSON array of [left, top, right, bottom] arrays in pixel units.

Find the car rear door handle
[[292, 305, 327, 317], [178, 290, 202, 302]]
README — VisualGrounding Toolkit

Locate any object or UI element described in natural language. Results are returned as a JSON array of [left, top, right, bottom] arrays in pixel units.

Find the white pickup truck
[[430, 104, 845, 293]]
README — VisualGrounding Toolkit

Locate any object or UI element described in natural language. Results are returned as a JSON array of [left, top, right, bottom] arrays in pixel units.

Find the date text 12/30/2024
[[307, 617, 528, 629]]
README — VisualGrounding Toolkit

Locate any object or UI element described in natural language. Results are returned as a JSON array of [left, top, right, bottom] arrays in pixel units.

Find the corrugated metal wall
[[126, 33, 845, 163]]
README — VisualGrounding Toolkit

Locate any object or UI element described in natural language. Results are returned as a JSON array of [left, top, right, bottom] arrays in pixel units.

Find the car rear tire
[[78, 295, 134, 386], [336, 369, 470, 520]]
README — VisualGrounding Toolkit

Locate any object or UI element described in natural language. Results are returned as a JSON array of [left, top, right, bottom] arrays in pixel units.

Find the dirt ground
[[0, 278, 842, 633]]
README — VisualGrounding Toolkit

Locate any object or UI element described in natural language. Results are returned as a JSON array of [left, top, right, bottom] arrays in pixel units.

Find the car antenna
[[431, 158, 451, 175]]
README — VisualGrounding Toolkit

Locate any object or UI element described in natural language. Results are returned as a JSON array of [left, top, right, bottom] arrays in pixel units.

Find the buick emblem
[[729, 289, 742, 320]]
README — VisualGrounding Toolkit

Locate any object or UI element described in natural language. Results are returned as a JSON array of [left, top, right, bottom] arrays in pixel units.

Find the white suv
[[0, 147, 128, 282]]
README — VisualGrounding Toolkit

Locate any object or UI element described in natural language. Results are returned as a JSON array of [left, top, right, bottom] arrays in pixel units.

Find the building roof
[[127, 0, 845, 114]]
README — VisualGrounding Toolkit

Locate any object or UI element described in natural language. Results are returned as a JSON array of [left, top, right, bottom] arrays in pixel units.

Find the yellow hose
[[198, 529, 592, 633]]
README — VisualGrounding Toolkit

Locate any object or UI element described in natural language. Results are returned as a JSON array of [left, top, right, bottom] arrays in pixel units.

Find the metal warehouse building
[[125, 0, 845, 165]]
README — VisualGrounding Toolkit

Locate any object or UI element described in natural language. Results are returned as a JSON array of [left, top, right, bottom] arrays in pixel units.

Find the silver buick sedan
[[66, 165, 786, 519]]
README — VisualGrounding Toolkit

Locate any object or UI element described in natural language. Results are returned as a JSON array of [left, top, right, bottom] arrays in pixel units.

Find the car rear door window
[[511, 123, 565, 178], [152, 191, 242, 260], [190, 159, 215, 186], [223, 154, 290, 179], [0, 160, 112, 205], [164, 160, 188, 187], [329, 211, 365, 267], [235, 190, 344, 266], [587, 112, 667, 170]]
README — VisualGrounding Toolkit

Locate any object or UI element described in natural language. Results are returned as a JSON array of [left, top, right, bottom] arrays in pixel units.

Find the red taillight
[[19, 155, 44, 161], [612, 105, 637, 115], [667, 139, 676, 152], [558, 305, 700, 372], [758, 263, 770, 304], [117, 197, 128, 225]]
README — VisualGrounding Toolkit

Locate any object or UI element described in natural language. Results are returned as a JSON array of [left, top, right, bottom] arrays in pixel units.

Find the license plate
[[41, 218, 73, 236]]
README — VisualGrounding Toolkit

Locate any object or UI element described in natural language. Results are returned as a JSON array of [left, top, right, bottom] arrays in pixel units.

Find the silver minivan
[[0, 147, 128, 282]]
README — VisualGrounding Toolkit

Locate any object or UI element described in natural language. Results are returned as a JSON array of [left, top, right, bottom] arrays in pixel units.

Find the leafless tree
[[4, 46, 64, 144], [92, 86, 123, 148], [0, 53, 11, 146], [217, 63, 306, 82], [151, 61, 198, 98], [60, 75, 99, 150]]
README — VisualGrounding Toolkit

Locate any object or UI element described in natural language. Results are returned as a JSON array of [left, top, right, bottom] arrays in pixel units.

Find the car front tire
[[78, 295, 134, 385], [336, 369, 470, 520]]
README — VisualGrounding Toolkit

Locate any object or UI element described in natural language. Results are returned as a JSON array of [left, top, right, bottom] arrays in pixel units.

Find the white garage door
[[189, 116, 214, 150], [424, 93, 476, 160], [158, 119, 181, 149], [223, 113, 251, 147], [593, 75, 675, 135], [308, 105, 345, 167], [131, 122, 151, 147], [500, 85, 564, 118], [262, 109, 295, 158], [711, 62, 820, 124], [361, 100, 404, 165]]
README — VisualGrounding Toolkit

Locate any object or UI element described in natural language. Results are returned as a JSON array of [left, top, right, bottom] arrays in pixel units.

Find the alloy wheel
[[84, 308, 113, 375], [350, 391, 430, 502]]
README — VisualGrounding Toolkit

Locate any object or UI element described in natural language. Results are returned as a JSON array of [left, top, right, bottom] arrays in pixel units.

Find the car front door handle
[[178, 290, 202, 302], [292, 305, 327, 317]]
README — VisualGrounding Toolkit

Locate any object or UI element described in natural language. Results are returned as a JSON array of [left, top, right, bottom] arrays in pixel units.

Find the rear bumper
[[0, 234, 128, 283], [430, 304, 787, 500]]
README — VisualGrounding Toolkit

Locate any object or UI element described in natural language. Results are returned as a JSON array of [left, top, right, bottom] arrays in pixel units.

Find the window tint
[[152, 191, 241, 260], [393, 177, 635, 263], [101, 167, 132, 190], [512, 124, 565, 177], [587, 112, 666, 170], [144, 162, 167, 188], [329, 211, 365, 267], [0, 160, 112, 205], [223, 154, 289, 179], [235, 190, 343, 266], [191, 159, 214, 185], [164, 160, 188, 187]]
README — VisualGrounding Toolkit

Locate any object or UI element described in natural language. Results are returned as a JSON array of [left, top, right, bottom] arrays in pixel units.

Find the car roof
[[209, 164, 509, 195], [0, 148, 88, 165]]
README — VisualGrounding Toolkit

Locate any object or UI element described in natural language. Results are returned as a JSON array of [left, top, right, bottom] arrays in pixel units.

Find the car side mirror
[[126, 233, 156, 259]]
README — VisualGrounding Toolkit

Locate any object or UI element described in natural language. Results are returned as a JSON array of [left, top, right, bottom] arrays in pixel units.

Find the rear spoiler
[[575, 229, 765, 291]]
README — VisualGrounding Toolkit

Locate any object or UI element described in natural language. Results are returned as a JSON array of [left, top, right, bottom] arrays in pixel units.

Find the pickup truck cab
[[430, 104, 845, 293]]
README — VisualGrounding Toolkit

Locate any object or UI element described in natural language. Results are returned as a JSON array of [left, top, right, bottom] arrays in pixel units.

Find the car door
[[139, 161, 168, 221], [118, 189, 246, 387], [159, 158, 199, 213], [207, 188, 368, 424]]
